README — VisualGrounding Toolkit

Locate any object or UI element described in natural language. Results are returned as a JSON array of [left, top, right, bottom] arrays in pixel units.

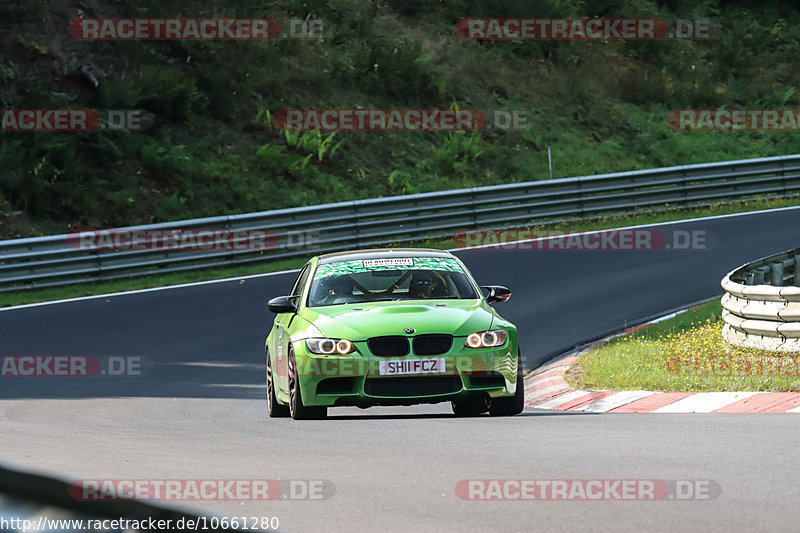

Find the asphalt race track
[[1, 207, 800, 532]]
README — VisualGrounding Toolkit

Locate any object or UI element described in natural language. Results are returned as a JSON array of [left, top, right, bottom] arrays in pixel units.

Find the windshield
[[308, 257, 478, 306]]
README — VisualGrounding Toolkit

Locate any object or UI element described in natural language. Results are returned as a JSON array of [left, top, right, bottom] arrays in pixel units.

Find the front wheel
[[288, 349, 327, 420], [489, 352, 525, 417]]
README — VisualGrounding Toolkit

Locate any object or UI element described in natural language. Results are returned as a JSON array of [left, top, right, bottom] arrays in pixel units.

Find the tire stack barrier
[[721, 248, 800, 352]]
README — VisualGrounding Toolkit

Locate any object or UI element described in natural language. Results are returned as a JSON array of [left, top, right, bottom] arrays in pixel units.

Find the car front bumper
[[292, 340, 519, 407]]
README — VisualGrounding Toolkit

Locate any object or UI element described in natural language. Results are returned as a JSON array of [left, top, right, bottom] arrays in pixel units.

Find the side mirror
[[268, 295, 297, 314], [481, 285, 511, 304]]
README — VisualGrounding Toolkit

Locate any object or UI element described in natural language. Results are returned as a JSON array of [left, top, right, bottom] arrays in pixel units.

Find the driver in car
[[408, 272, 438, 299], [318, 276, 353, 305]]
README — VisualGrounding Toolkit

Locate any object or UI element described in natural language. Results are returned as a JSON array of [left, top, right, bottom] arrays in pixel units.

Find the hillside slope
[[1, 0, 799, 238]]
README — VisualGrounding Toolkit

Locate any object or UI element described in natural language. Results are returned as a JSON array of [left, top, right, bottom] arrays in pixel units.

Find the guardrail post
[[352, 205, 361, 248], [681, 171, 689, 204], [794, 256, 800, 286], [94, 248, 102, 283], [469, 189, 478, 230], [771, 262, 784, 287]]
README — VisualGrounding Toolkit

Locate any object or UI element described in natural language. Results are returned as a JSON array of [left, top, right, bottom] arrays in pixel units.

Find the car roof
[[316, 248, 454, 264]]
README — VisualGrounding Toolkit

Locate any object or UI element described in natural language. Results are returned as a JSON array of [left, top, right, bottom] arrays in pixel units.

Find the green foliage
[[135, 68, 208, 121], [431, 131, 483, 173], [348, 39, 437, 100], [283, 130, 344, 162], [256, 144, 302, 170], [3, 0, 800, 233], [387, 169, 417, 195], [141, 141, 204, 175]]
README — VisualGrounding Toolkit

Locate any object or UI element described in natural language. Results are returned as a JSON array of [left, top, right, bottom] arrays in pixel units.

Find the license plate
[[378, 358, 446, 376]]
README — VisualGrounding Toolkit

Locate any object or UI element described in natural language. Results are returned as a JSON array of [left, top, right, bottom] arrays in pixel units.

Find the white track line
[[451, 204, 800, 252], [652, 392, 759, 413], [575, 391, 655, 413], [4, 204, 799, 312], [524, 385, 570, 402], [0, 268, 300, 312], [535, 390, 591, 410], [525, 375, 564, 389]]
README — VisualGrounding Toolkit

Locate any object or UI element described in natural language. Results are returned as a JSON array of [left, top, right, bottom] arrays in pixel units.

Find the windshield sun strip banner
[[314, 257, 464, 279]]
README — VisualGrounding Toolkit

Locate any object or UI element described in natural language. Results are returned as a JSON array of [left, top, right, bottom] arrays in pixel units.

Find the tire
[[451, 395, 490, 416], [489, 351, 525, 417], [288, 349, 327, 420], [267, 351, 289, 418]]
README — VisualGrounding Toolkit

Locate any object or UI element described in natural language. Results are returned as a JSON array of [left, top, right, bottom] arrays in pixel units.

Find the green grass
[[571, 299, 800, 392], [621, 300, 725, 343], [2, 195, 798, 308]]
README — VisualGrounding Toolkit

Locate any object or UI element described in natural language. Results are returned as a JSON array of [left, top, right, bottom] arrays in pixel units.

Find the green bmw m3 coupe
[[265, 248, 523, 420]]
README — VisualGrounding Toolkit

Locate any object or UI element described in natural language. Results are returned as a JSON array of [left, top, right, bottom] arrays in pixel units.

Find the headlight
[[306, 338, 356, 355], [465, 330, 508, 348]]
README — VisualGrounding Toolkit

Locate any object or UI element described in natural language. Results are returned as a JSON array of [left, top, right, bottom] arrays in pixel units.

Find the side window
[[289, 263, 312, 298]]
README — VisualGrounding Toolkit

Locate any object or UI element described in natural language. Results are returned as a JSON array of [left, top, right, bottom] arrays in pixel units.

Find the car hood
[[301, 299, 495, 340]]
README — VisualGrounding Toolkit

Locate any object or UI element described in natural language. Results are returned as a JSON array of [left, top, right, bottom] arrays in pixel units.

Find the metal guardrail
[[721, 247, 800, 352], [3, 154, 800, 292]]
